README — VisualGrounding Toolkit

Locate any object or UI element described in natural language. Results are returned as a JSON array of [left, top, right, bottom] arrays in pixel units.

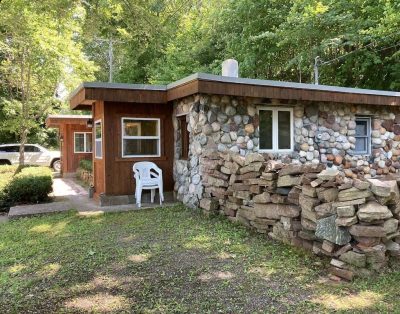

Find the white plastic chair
[[132, 162, 164, 208]]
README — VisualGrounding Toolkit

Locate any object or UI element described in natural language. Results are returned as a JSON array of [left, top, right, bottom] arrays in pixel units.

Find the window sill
[[258, 149, 294, 154], [349, 153, 370, 157], [115, 156, 168, 162]]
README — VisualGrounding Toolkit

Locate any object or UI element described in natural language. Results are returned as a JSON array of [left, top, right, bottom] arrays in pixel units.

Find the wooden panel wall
[[196, 80, 400, 106], [103, 101, 174, 196], [92, 100, 105, 198], [62, 124, 92, 174]]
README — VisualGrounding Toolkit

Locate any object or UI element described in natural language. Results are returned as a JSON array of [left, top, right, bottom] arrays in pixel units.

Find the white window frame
[[121, 117, 161, 158], [74, 132, 92, 153], [95, 119, 102, 159], [257, 106, 294, 153], [353, 116, 371, 155]]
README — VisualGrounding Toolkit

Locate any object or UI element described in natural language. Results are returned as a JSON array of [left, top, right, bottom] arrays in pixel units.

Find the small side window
[[354, 117, 371, 155], [178, 115, 189, 160], [74, 132, 93, 153], [95, 120, 102, 159]]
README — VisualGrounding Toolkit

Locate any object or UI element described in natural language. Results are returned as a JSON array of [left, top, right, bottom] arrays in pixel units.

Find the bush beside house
[[0, 165, 17, 210], [76, 159, 93, 186], [0, 166, 53, 211]]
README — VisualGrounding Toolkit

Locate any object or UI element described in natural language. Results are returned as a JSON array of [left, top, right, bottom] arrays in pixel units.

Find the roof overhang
[[46, 114, 92, 128], [69, 82, 168, 110], [69, 73, 400, 110]]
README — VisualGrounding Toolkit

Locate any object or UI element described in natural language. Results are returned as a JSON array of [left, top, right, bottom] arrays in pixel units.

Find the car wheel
[[52, 160, 61, 172]]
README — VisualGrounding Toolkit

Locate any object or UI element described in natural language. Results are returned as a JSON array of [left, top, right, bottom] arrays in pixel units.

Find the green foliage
[[79, 0, 400, 90], [1, 207, 400, 311], [0, 0, 97, 153], [78, 159, 93, 172], [80, 0, 198, 83], [0, 166, 15, 210], [0, 165, 18, 174], [1, 0, 400, 152], [0, 166, 53, 210]]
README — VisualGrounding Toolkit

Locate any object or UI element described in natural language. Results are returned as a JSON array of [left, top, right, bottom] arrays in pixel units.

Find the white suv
[[0, 144, 61, 171]]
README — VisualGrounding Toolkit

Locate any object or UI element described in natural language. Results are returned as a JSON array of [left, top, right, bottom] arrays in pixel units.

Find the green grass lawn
[[1, 205, 400, 313]]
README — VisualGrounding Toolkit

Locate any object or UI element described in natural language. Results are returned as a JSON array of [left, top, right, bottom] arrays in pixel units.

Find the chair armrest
[[152, 166, 163, 176]]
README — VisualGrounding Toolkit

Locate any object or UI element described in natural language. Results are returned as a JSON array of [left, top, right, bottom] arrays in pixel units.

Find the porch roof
[[69, 73, 400, 110], [46, 114, 92, 128]]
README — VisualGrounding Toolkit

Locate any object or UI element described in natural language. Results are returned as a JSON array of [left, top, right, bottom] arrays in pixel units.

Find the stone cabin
[[69, 70, 400, 207], [69, 65, 400, 280]]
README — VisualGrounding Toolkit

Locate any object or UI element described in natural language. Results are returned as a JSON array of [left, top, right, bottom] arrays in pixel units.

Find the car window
[[0, 146, 19, 152], [24, 145, 40, 152]]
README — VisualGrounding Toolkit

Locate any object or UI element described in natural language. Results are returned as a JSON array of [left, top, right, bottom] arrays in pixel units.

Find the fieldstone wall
[[172, 94, 400, 209], [200, 150, 400, 281], [317, 103, 400, 177]]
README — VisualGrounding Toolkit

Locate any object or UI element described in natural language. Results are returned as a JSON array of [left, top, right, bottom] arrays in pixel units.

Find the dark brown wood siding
[[102, 101, 174, 196], [195, 80, 400, 106], [92, 100, 105, 199], [70, 78, 400, 110], [62, 124, 92, 174]]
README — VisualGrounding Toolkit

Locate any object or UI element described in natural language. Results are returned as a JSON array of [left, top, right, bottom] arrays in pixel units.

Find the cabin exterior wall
[[173, 93, 400, 208]]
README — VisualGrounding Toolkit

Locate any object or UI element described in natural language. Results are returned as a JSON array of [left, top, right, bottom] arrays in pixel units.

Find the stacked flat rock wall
[[199, 151, 400, 281]]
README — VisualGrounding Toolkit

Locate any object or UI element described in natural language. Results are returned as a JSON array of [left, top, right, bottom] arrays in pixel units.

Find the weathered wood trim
[[70, 77, 400, 110]]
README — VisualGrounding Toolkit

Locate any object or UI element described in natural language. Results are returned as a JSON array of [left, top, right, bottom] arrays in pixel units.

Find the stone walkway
[[8, 178, 178, 219]]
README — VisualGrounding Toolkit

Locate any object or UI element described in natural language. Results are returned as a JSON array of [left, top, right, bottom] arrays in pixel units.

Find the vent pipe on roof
[[222, 59, 239, 78]]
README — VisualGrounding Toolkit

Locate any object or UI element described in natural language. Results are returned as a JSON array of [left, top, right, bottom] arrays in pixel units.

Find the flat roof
[[46, 114, 92, 128], [47, 114, 92, 119], [69, 73, 400, 109], [177, 73, 400, 97]]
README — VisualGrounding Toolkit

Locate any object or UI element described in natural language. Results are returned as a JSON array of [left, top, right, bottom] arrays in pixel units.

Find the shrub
[[5, 167, 53, 205], [79, 159, 92, 172], [0, 165, 17, 210], [0, 165, 18, 174]]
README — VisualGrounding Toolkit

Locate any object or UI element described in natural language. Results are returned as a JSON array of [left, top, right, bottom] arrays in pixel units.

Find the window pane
[[123, 139, 159, 156], [278, 111, 291, 149], [75, 134, 85, 152], [124, 119, 158, 136], [86, 133, 92, 152], [259, 110, 273, 150], [95, 122, 102, 139], [24, 146, 38, 152], [355, 120, 367, 136], [3, 146, 19, 152], [95, 140, 102, 158], [355, 137, 367, 153], [179, 116, 189, 159]]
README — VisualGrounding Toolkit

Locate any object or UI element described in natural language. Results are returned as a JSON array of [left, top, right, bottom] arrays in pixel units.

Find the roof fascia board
[[70, 72, 400, 109]]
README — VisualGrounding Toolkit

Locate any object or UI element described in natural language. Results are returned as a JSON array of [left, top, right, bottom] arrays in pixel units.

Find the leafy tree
[[80, 0, 198, 83], [146, 0, 400, 89], [0, 0, 96, 164]]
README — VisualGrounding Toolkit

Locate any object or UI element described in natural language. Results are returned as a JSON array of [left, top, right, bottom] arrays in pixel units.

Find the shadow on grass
[[0, 205, 394, 313]]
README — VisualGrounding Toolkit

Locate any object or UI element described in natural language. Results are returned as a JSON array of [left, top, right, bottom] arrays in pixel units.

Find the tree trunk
[[18, 47, 29, 168], [19, 127, 28, 167]]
